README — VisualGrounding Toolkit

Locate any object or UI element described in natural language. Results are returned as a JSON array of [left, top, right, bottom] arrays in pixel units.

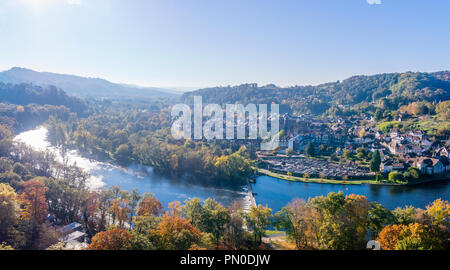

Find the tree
[[44, 178, 87, 224], [388, 172, 404, 183], [307, 192, 370, 250], [128, 188, 142, 224], [305, 142, 315, 156], [393, 206, 420, 225], [0, 183, 19, 242], [110, 198, 130, 228], [274, 199, 313, 249], [245, 204, 272, 249], [88, 228, 132, 250], [223, 202, 246, 250], [424, 199, 449, 227], [374, 109, 383, 122], [183, 198, 204, 228], [183, 198, 230, 248], [19, 179, 48, 223], [128, 230, 155, 250], [377, 223, 443, 250], [137, 194, 163, 217], [376, 224, 404, 250], [150, 213, 203, 250], [199, 199, 230, 248], [370, 151, 381, 172], [114, 144, 132, 165], [12, 163, 30, 180], [133, 215, 159, 235], [368, 202, 396, 238]]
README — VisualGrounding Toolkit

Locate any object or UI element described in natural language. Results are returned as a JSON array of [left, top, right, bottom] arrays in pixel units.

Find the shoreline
[[257, 168, 450, 186]]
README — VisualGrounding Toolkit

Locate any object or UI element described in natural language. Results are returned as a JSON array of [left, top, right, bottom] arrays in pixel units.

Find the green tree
[[388, 171, 404, 183], [114, 144, 132, 165], [245, 204, 272, 249], [370, 151, 381, 172], [368, 202, 396, 238]]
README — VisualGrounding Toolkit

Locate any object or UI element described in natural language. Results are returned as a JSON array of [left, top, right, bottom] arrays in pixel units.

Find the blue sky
[[0, 0, 449, 89]]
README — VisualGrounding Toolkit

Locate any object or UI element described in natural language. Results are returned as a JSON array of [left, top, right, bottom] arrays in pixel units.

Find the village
[[256, 113, 450, 182]]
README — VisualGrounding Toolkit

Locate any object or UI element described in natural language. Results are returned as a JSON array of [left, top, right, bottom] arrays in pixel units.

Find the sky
[[0, 0, 449, 89]]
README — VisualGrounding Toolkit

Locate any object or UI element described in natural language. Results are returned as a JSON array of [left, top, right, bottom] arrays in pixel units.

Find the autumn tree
[[275, 199, 313, 249], [0, 183, 19, 243], [377, 223, 443, 250], [150, 213, 203, 250], [87, 228, 132, 250], [19, 179, 48, 223], [137, 193, 163, 217], [223, 201, 246, 250], [424, 199, 449, 227], [110, 198, 130, 228]]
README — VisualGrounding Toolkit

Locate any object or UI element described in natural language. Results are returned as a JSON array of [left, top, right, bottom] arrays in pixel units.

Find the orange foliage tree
[[137, 195, 163, 216], [87, 228, 131, 250], [150, 213, 203, 250], [377, 223, 443, 250], [19, 179, 48, 223], [110, 198, 130, 228]]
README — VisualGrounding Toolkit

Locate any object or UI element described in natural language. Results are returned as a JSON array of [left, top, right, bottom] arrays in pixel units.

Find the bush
[[388, 172, 404, 183]]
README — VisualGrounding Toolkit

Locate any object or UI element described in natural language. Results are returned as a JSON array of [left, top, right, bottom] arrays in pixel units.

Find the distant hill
[[182, 71, 450, 115], [0, 82, 88, 115], [0, 67, 179, 99]]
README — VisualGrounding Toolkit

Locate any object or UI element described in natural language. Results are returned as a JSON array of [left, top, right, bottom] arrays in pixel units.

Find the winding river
[[14, 127, 449, 212], [14, 127, 252, 210]]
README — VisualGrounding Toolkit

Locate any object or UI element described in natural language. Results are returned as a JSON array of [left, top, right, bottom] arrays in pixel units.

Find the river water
[[14, 127, 251, 210], [14, 127, 449, 212]]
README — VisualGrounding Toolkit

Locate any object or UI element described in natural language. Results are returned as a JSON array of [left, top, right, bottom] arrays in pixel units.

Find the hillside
[[182, 71, 450, 115], [0, 82, 88, 115], [0, 67, 179, 99]]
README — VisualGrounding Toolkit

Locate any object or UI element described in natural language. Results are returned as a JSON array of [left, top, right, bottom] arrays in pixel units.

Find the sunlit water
[[14, 127, 251, 209]]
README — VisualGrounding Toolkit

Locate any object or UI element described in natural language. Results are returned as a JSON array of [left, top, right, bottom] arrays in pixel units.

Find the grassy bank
[[258, 168, 379, 185]]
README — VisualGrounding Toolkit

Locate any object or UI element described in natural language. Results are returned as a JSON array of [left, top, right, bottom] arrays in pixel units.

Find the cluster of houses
[[261, 114, 450, 179], [376, 128, 450, 177]]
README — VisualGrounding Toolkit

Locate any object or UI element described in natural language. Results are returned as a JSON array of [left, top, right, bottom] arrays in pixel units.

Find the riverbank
[[257, 168, 449, 186], [258, 168, 380, 185]]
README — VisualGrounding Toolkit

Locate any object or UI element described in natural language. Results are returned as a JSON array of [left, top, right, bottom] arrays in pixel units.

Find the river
[[14, 127, 252, 210], [14, 127, 449, 212]]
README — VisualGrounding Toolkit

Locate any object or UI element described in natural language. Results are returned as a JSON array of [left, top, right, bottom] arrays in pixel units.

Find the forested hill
[[181, 71, 450, 114], [0, 82, 88, 115], [0, 67, 179, 99]]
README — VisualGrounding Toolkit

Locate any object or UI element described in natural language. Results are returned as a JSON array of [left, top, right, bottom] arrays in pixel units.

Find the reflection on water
[[14, 127, 250, 209], [252, 175, 450, 212]]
